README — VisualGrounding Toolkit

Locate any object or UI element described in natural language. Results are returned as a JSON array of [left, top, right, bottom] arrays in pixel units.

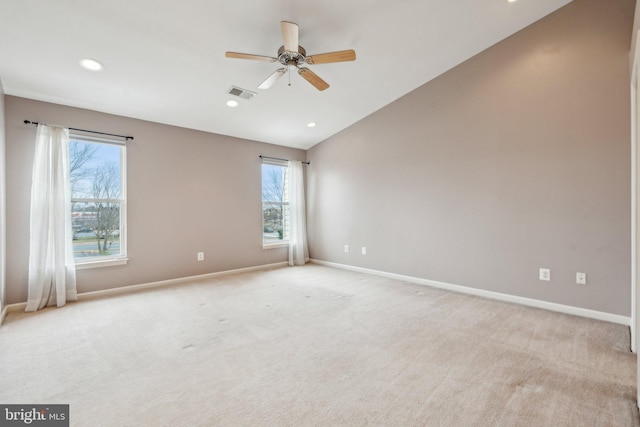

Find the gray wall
[[4, 96, 305, 305], [306, 0, 634, 316]]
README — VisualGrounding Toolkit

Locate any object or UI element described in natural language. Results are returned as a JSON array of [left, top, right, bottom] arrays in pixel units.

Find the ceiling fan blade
[[298, 67, 329, 91], [258, 68, 287, 89], [225, 52, 277, 62], [281, 21, 299, 53], [306, 50, 356, 65]]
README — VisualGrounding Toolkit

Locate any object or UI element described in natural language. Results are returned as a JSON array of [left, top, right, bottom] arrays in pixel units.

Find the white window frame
[[261, 159, 289, 249], [70, 134, 128, 269]]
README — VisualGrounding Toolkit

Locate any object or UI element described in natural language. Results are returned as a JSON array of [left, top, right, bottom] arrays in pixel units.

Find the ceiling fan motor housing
[[277, 45, 307, 67]]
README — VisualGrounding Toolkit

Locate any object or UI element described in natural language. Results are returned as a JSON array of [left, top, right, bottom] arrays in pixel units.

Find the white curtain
[[25, 124, 77, 312], [287, 160, 309, 266]]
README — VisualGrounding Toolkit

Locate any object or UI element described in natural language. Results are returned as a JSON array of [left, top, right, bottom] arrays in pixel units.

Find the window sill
[[75, 258, 129, 270], [262, 242, 289, 250]]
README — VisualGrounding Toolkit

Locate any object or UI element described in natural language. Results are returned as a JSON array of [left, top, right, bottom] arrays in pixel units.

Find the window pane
[[263, 202, 285, 243], [262, 163, 290, 244], [70, 140, 122, 199], [72, 201, 121, 258], [262, 164, 285, 202], [70, 138, 125, 262]]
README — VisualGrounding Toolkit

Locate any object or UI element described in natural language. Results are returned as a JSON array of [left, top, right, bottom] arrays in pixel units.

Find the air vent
[[228, 86, 256, 100]]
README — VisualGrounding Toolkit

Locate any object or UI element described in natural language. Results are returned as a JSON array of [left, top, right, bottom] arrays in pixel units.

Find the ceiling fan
[[225, 21, 356, 91]]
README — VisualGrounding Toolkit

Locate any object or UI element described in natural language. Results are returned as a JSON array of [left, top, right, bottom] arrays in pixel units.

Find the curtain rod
[[23, 120, 134, 141], [259, 155, 310, 165]]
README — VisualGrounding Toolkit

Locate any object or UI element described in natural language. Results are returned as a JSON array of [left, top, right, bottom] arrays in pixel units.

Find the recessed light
[[79, 58, 104, 71], [507, 0, 517, 3], [226, 100, 239, 107], [307, 122, 317, 128]]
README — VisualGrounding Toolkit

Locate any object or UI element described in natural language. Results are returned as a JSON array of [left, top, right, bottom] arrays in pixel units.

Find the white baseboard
[[1, 261, 289, 322], [78, 261, 288, 301], [310, 259, 631, 326], [3, 260, 629, 327]]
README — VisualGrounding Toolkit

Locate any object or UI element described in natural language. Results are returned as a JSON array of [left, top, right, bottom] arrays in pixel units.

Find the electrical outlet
[[197, 252, 204, 261], [539, 268, 550, 281], [344, 245, 349, 253], [361, 247, 367, 255], [576, 272, 587, 285]]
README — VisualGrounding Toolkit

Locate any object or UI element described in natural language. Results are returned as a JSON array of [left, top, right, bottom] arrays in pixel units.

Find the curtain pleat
[[25, 124, 77, 312], [287, 160, 309, 266]]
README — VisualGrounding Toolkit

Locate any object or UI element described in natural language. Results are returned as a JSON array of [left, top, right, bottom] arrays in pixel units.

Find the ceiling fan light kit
[[225, 21, 356, 91]]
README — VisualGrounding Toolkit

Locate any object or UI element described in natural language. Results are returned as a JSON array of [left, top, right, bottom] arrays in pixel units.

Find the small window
[[69, 137, 127, 265], [262, 161, 289, 246]]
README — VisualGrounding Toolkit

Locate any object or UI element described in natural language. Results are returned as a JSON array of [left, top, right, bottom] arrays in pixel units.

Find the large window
[[262, 161, 289, 246], [69, 137, 126, 265]]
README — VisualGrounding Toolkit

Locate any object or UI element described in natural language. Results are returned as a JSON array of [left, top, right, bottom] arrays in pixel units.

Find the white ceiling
[[0, 0, 572, 150]]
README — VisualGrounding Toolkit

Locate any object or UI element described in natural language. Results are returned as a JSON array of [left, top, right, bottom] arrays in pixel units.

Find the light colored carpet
[[0, 264, 637, 426]]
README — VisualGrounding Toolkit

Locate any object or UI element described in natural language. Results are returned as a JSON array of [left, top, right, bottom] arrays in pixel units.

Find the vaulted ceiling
[[0, 0, 573, 149]]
